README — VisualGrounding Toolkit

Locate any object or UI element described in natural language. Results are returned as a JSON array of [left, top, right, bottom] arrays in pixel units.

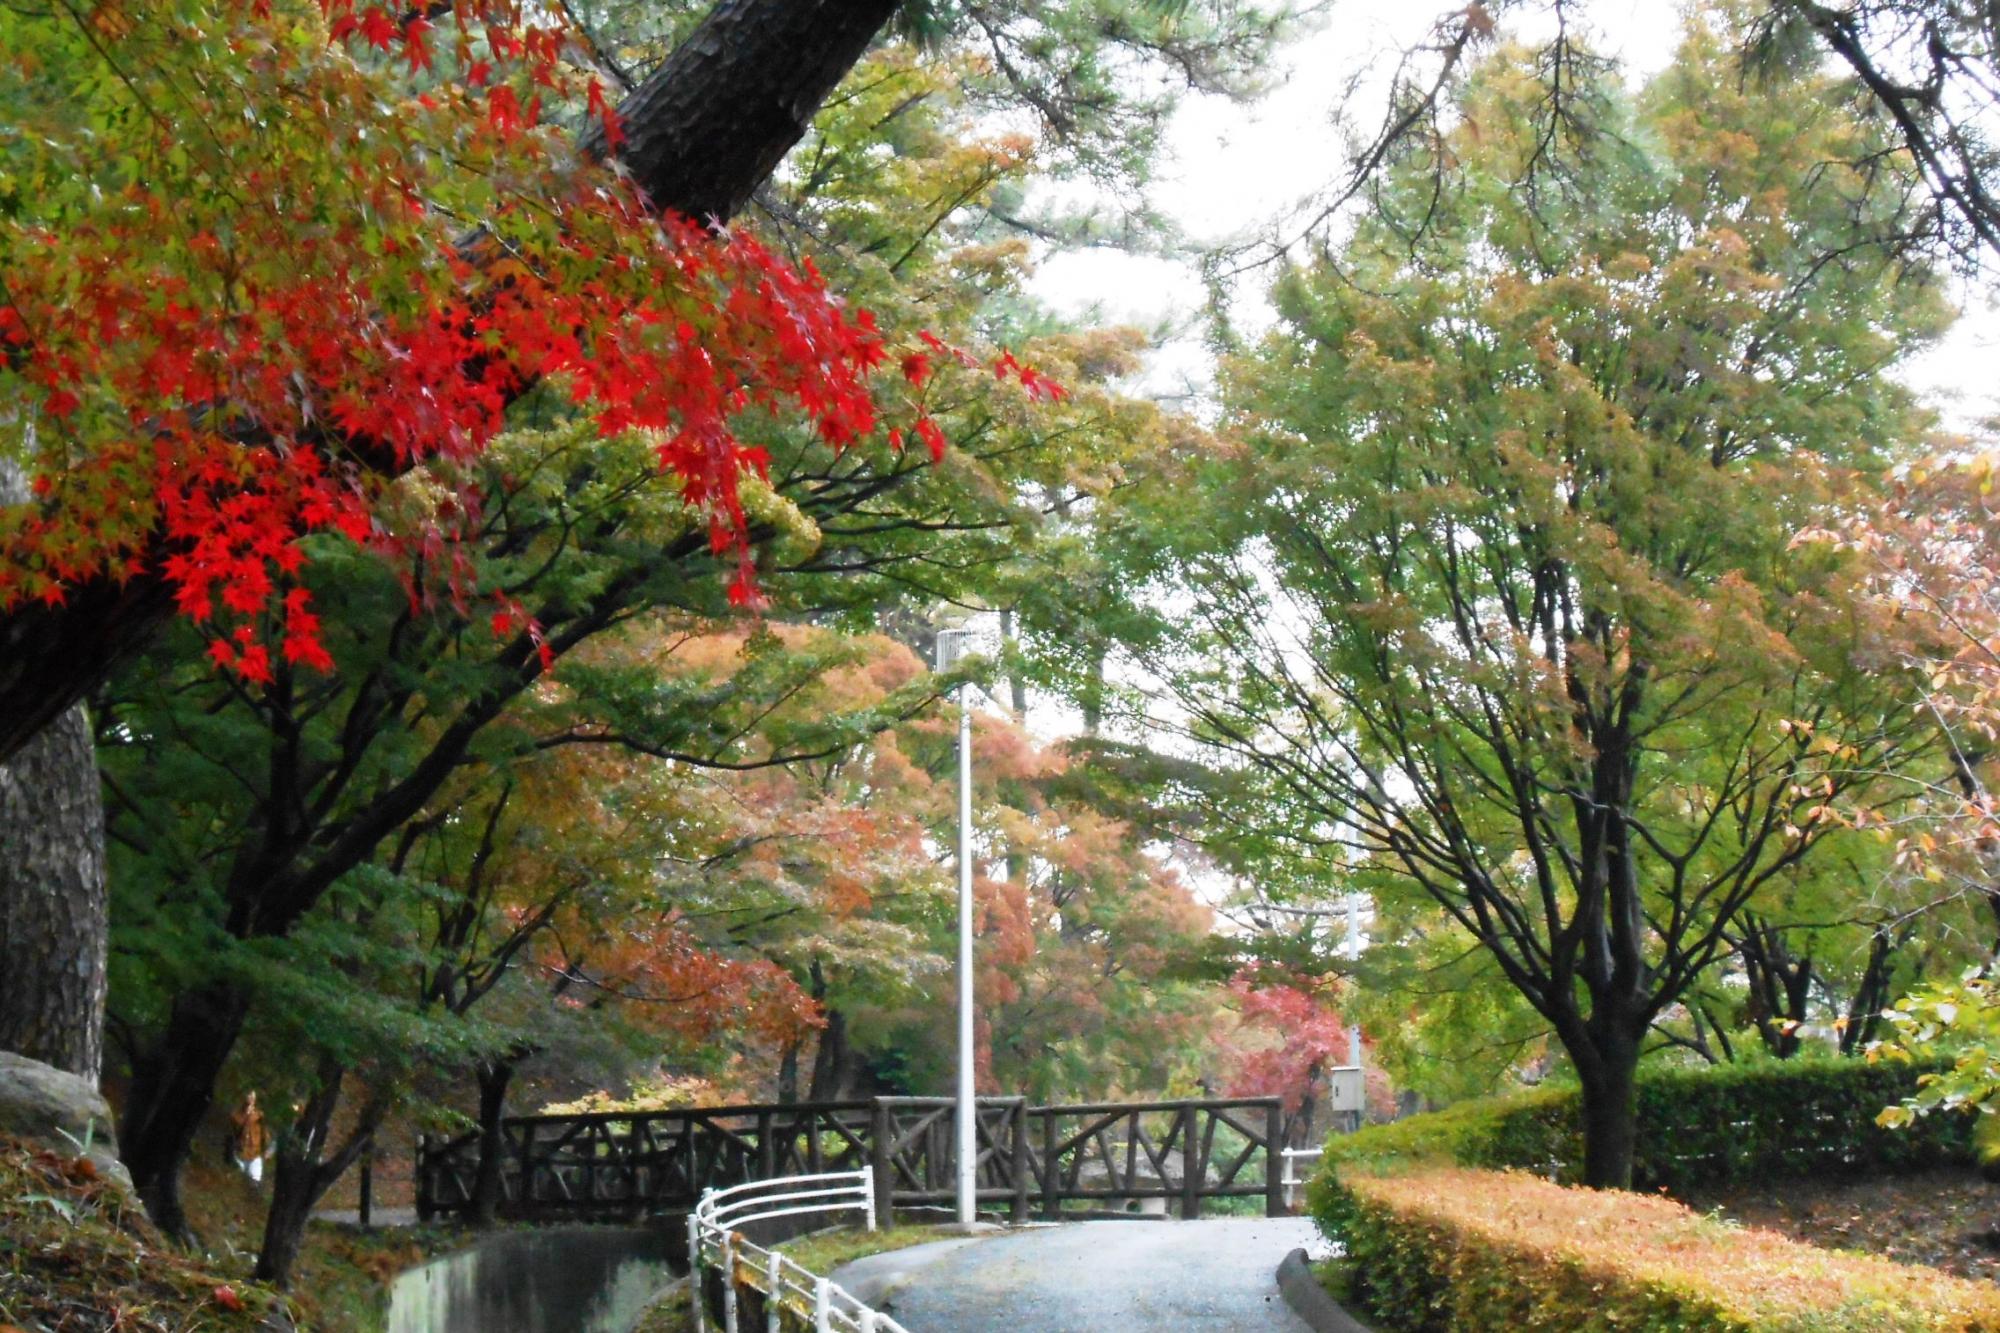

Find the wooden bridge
[[415, 1094, 1289, 1224]]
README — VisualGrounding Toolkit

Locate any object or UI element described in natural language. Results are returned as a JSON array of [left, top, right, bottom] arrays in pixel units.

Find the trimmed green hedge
[[1316, 1166, 2000, 1332], [1320, 1057, 1970, 1193]]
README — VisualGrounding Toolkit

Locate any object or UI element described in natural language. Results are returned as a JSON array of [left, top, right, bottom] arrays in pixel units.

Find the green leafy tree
[[1099, 19, 1950, 1187]]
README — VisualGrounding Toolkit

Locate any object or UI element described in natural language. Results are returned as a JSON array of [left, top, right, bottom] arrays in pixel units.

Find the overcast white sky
[[1026, 0, 2000, 431]]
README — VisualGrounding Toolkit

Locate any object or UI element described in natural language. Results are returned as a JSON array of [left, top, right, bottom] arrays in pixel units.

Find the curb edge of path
[[1277, 1247, 1375, 1333]]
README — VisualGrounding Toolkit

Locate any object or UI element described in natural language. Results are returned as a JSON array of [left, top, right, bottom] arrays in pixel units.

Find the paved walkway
[[833, 1217, 1324, 1332]]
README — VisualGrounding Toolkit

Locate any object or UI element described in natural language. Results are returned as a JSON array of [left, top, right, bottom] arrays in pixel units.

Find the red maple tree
[[1220, 966, 1388, 1137], [2, 2, 1057, 688]]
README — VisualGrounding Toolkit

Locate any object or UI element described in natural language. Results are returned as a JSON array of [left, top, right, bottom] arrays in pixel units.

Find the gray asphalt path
[[833, 1217, 1322, 1332]]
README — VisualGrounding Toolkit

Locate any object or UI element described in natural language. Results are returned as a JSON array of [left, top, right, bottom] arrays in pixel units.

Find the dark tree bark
[[776, 1038, 801, 1105], [118, 984, 251, 1239], [1700, 1004, 1736, 1064], [1284, 1057, 1324, 1149], [806, 961, 853, 1102], [1769, 0, 2000, 263], [469, 1058, 517, 1228], [0, 587, 175, 771], [1839, 925, 1904, 1056], [254, 1059, 386, 1287], [1542, 729, 1658, 1190], [1735, 915, 1812, 1059], [807, 1009, 852, 1102], [0, 0, 902, 763], [254, 1166, 318, 1290], [1574, 1028, 1642, 1190], [1669, 1002, 1723, 1065], [0, 704, 109, 1080], [579, 0, 901, 225]]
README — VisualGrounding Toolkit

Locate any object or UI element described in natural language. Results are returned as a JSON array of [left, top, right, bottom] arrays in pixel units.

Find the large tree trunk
[[581, 0, 900, 224], [119, 984, 251, 1241], [1295, 1058, 1324, 1146], [254, 1061, 385, 1287], [255, 1148, 321, 1291], [807, 958, 855, 1103], [1574, 1031, 1642, 1190], [806, 1009, 853, 1102], [469, 1058, 516, 1227], [0, 705, 108, 1081]]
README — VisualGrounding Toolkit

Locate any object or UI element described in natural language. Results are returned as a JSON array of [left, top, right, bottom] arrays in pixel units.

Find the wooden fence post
[[868, 1099, 894, 1227], [721, 1233, 739, 1333], [516, 1121, 536, 1213], [1040, 1110, 1058, 1219], [688, 1212, 707, 1333], [1009, 1101, 1028, 1224], [1265, 1101, 1286, 1217], [1180, 1106, 1200, 1220], [414, 1134, 431, 1222], [757, 1109, 775, 1182]]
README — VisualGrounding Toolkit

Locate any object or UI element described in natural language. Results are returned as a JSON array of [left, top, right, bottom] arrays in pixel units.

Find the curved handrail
[[702, 1170, 872, 1210], [688, 1165, 911, 1333]]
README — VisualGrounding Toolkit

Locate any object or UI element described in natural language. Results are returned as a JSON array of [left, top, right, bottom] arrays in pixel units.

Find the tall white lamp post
[[934, 627, 977, 1225]]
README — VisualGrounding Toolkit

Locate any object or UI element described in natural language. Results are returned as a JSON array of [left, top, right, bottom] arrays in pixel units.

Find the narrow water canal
[[385, 1224, 680, 1333]]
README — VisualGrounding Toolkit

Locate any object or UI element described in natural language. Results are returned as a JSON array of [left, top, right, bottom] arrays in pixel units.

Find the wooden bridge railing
[[865, 1096, 1030, 1221], [416, 1093, 1286, 1224], [1028, 1097, 1286, 1219], [416, 1099, 873, 1221]]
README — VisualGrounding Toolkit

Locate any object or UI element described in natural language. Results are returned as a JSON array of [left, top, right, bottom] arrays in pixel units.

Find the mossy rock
[[0, 1050, 136, 1204]]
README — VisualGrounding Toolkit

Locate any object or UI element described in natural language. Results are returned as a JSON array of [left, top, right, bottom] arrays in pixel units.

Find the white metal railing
[[1279, 1147, 1323, 1209], [688, 1167, 913, 1333]]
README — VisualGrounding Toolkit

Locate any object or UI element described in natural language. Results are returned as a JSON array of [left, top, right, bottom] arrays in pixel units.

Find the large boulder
[[0, 1049, 135, 1198]]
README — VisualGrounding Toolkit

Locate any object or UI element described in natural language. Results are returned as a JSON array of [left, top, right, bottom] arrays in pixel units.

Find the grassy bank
[[0, 1133, 287, 1332], [0, 1130, 477, 1332]]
